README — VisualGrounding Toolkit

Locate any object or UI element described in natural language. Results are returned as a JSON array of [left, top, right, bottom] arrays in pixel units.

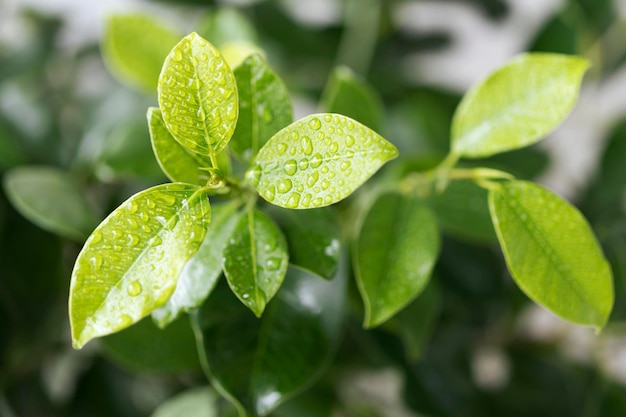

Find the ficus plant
[[5, 14, 615, 417]]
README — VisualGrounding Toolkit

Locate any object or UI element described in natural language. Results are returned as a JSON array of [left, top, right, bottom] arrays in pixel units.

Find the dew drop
[[285, 193, 301, 208], [277, 143, 288, 155], [283, 160, 297, 175], [264, 186, 276, 201], [91, 230, 102, 245], [308, 117, 322, 130], [291, 130, 299, 141], [128, 201, 139, 214], [145, 198, 156, 209], [321, 180, 331, 190], [306, 171, 319, 187], [128, 233, 139, 247], [324, 114, 332, 122], [312, 197, 323, 207], [340, 161, 351, 171], [296, 184, 304, 193], [330, 142, 339, 153], [120, 314, 133, 327], [298, 158, 309, 170], [324, 195, 332, 205], [89, 255, 102, 270], [242, 293, 250, 299], [127, 281, 142, 297], [345, 150, 355, 158], [302, 136, 313, 155], [321, 166, 329, 174], [310, 153, 323, 168], [172, 49, 183, 62], [149, 236, 163, 247], [347, 121, 355, 130], [277, 179, 293, 194], [266, 257, 282, 271], [302, 194, 312, 207]]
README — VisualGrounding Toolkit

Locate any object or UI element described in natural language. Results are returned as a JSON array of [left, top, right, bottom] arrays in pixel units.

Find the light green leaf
[[3, 166, 99, 241], [102, 14, 181, 93], [246, 114, 398, 209], [158, 32, 238, 157], [152, 202, 242, 327], [223, 208, 288, 317], [231, 54, 293, 163], [69, 183, 210, 349], [220, 41, 266, 69], [151, 387, 218, 417], [320, 66, 383, 131], [196, 7, 258, 48], [191, 265, 346, 417], [452, 53, 589, 158], [100, 316, 200, 373], [489, 180, 613, 329], [355, 192, 440, 328], [148, 107, 213, 185]]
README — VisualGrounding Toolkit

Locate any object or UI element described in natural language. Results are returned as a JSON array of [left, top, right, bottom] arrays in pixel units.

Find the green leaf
[[100, 316, 200, 372], [102, 14, 181, 93], [355, 192, 440, 327], [266, 206, 340, 279], [321, 66, 383, 131], [148, 107, 214, 185], [191, 265, 346, 416], [246, 114, 398, 209], [196, 7, 258, 48], [231, 54, 293, 163], [489, 180, 613, 328], [220, 41, 266, 69], [222, 208, 288, 317], [151, 387, 218, 417], [69, 183, 210, 349], [0, 125, 25, 170], [152, 202, 242, 327], [451, 53, 589, 158], [3, 166, 99, 240], [158, 32, 238, 157]]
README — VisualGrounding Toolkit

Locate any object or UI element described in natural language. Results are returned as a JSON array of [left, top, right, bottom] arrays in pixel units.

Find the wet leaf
[[452, 53, 589, 158], [148, 107, 214, 185], [150, 386, 218, 417], [152, 202, 242, 327], [355, 192, 440, 327], [247, 114, 398, 209], [489, 180, 613, 329], [191, 265, 346, 416], [230, 54, 292, 163], [69, 183, 210, 349], [102, 14, 180, 93], [222, 208, 288, 317], [3, 166, 99, 240], [158, 32, 238, 157]]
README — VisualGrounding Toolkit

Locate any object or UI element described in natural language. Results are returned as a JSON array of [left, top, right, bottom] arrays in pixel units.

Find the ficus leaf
[[152, 202, 242, 327], [102, 14, 180, 93], [158, 32, 238, 157], [231, 54, 293, 163], [3, 166, 99, 241], [246, 113, 398, 209], [489, 180, 613, 329], [355, 192, 440, 327], [69, 184, 210, 349], [222, 207, 288, 317], [451, 53, 589, 158], [191, 265, 346, 417]]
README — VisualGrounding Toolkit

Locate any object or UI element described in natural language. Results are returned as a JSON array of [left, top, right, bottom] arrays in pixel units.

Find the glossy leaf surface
[[266, 206, 340, 279], [152, 202, 242, 327], [247, 114, 398, 209], [356, 192, 440, 327], [489, 180, 613, 328], [222, 208, 288, 317], [231, 54, 292, 162], [452, 53, 589, 158], [103, 14, 180, 93], [151, 387, 218, 417], [192, 265, 346, 416], [148, 107, 214, 185], [69, 184, 210, 348], [100, 316, 200, 372], [158, 32, 238, 157], [321, 66, 382, 131], [3, 166, 98, 240]]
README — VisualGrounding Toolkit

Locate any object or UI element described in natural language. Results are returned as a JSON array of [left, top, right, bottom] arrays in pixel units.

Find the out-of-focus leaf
[[150, 387, 218, 417], [100, 316, 200, 373], [69, 184, 210, 349], [3, 166, 99, 240], [0, 125, 25, 169], [102, 14, 181, 93], [220, 41, 265, 69], [196, 7, 258, 48], [191, 265, 346, 416]]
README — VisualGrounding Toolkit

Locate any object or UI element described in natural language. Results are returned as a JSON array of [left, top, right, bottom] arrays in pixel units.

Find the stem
[[448, 167, 515, 181], [335, 0, 381, 75]]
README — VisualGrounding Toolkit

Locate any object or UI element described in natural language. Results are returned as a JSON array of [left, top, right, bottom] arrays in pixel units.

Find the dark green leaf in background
[[0, 125, 25, 170]]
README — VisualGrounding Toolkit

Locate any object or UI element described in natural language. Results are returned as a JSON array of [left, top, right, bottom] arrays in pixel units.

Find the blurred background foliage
[[0, 0, 625, 416]]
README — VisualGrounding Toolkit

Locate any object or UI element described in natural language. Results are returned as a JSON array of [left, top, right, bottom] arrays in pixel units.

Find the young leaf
[[246, 114, 398, 209], [148, 107, 214, 185], [355, 192, 440, 327], [489, 180, 613, 328], [152, 202, 242, 327], [222, 208, 288, 317], [158, 32, 238, 157], [230, 54, 293, 163], [102, 14, 180, 93], [451, 53, 589, 158], [266, 206, 340, 279], [150, 387, 218, 417], [320, 66, 383, 131], [69, 184, 210, 349], [3, 166, 99, 241], [191, 265, 346, 417]]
